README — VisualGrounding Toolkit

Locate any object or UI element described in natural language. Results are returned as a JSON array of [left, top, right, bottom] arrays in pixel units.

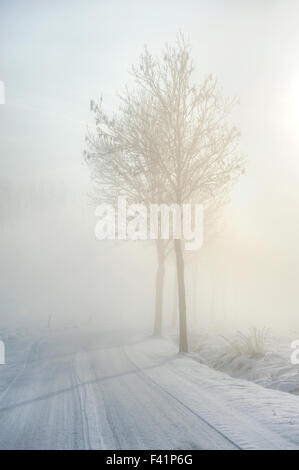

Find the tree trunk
[[172, 270, 178, 329], [174, 239, 188, 352], [153, 239, 165, 336], [192, 262, 198, 328]]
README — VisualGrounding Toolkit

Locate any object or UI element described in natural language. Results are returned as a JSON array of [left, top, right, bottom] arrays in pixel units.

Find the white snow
[[0, 328, 298, 449], [192, 330, 299, 395]]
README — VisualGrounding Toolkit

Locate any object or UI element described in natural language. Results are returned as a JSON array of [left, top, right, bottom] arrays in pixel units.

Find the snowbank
[[192, 330, 299, 395]]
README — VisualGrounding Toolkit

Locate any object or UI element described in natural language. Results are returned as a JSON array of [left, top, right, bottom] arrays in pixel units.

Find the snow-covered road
[[0, 329, 298, 450]]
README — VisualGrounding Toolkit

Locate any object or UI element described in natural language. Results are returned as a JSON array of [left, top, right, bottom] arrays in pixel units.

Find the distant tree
[[85, 98, 170, 337], [85, 33, 244, 351]]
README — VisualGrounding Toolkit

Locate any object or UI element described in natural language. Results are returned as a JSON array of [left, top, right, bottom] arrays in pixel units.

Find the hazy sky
[[1, 0, 299, 178], [1, 1, 299, 330], [1, 0, 299, 248]]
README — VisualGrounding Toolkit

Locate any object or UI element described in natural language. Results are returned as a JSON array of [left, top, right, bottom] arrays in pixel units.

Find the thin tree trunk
[[172, 270, 178, 329], [174, 239, 188, 352], [209, 272, 216, 327], [153, 239, 165, 336], [192, 262, 198, 327]]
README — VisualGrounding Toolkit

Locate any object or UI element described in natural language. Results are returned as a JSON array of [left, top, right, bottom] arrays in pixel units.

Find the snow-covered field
[[192, 329, 299, 395], [0, 328, 299, 449]]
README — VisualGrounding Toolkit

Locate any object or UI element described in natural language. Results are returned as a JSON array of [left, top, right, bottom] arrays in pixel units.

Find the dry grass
[[222, 327, 269, 358]]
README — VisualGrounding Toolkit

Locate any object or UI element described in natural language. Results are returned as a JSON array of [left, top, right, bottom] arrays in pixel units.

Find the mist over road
[[0, 329, 298, 450]]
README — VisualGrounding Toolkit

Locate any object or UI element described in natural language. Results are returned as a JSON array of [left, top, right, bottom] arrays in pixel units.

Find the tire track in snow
[[123, 343, 298, 450], [122, 346, 241, 450], [0, 339, 42, 404], [70, 354, 92, 450]]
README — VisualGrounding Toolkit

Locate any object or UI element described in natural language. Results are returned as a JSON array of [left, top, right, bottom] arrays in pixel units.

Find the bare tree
[[85, 33, 244, 352], [85, 98, 169, 337]]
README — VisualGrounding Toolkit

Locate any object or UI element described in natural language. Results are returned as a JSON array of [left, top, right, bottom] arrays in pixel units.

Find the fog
[[1, 0, 299, 335]]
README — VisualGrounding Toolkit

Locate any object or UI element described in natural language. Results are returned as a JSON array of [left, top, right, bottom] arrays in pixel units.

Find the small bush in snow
[[222, 327, 269, 358]]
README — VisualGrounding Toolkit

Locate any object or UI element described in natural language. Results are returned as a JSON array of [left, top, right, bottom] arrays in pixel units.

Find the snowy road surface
[[0, 329, 299, 450]]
